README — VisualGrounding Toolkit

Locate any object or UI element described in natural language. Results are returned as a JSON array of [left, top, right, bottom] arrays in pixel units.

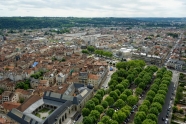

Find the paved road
[[158, 71, 179, 124], [101, 66, 116, 89]]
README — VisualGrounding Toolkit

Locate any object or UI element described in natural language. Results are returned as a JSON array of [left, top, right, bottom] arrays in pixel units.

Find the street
[[158, 71, 179, 124], [101, 66, 116, 89]]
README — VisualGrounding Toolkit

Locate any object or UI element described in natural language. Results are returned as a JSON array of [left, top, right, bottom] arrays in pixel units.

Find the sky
[[0, 0, 186, 17]]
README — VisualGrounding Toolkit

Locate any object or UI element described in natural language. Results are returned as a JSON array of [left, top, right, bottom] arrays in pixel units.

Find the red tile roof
[[2, 102, 21, 111]]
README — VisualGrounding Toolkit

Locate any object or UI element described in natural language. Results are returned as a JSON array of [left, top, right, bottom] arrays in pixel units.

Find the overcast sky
[[0, 0, 186, 17]]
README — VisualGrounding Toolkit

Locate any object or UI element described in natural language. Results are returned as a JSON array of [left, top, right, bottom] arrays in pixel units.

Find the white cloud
[[0, 0, 185, 17]]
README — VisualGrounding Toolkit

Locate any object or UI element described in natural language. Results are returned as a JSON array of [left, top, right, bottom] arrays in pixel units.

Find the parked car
[[162, 117, 165, 121], [165, 119, 168, 124]]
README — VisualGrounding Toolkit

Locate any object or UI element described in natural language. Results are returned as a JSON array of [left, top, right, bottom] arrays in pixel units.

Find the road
[[101, 66, 116, 89], [158, 71, 179, 124]]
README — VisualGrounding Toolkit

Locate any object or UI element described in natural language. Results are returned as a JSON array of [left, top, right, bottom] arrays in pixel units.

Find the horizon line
[[0, 16, 186, 18]]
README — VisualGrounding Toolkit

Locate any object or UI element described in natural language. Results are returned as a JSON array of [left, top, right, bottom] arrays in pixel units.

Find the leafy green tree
[[82, 50, 89, 54], [0, 88, 4, 95], [142, 100, 151, 108], [116, 84, 125, 92], [161, 80, 170, 86], [97, 122, 104, 124], [97, 89, 105, 97], [116, 69, 128, 78], [145, 95, 154, 103], [83, 116, 93, 124], [82, 108, 90, 117], [92, 97, 99, 105], [150, 84, 159, 93], [134, 111, 146, 124], [101, 100, 108, 109], [157, 90, 167, 96], [112, 112, 118, 122], [146, 90, 156, 98], [135, 87, 143, 96], [123, 89, 133, 96], [89, 110, 100, 123], [95, 50, 103, 56], [148, 107, 159, 116], [117, 111, 127, 123], [121, 81, 129, 89], [116, 62, 127, 70], [176, 86, 183, 102], [19, 97, 25, 103], [153, 96, 165, 106], [142, 74, 151, 84], [134, 115, 142, 124], [159, 84, 168, 90], [138, 105, 148, 114], [156, 94, 165, 100], [114, 99, 125, 108], [87, 46, 95, 52], [153, 78, 161, 85], [119, 94, 127, 101], [85, 100, 95, 111], [127, 95, 138, 107], [134, 77, 142, 86], [179, 109, 184, 114], [15, 80, 31, 90], [95, 105, 104, 113], [108, 80, 118, 87], [138, 82, 146, 89], [126, 74, 135, 84], [106, 108, 115, 118], [109, 91, 118, 101], [94, 94, 102, 103], [150, 88, 158, 94], [173, 106, 178, 113], [105, 96, 114, 106], [114, 89, 121, 96], [142, 119, 156, 124], [151, 102, 162, 113], [122, 105, 132, 112], [146, 114, 157, 123], [101, 116, 110, 124], [110, 120, 118, 124], [158, 86, 168, 92]]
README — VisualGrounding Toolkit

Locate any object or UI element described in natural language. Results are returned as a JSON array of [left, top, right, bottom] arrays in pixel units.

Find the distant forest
[[0, 17, 186, 29]]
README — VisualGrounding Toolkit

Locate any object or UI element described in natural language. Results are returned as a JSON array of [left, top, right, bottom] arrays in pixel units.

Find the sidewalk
[[172, 120, 186, 124]]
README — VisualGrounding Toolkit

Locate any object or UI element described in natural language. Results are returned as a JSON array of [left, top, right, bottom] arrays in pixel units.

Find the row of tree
[[134, 66, 158, 97], [134, 67, 172, 124], [167, 33, 179, 38], [82, 60, 147, 124], [0, 17, 145, 29], [30, 70, 45, 79], [81, 46, 113, 58], [95, 50, 113, 58]]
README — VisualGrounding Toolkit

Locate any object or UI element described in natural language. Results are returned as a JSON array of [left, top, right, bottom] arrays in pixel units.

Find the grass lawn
[[36, 113, 40, 118], [38, 108, 50, 113], [49, 110, 54, 114]]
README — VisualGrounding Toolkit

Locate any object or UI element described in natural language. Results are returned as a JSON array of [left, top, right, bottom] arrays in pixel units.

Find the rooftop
[[8, 83, 93, 124], [3, 102, 21, 111]]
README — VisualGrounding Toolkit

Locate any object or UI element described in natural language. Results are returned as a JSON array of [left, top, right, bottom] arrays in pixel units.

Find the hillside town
[[0, 26, 186, 124]]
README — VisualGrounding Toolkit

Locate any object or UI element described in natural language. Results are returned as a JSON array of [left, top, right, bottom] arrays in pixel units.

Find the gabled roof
[[3, 102, 21, 111]]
